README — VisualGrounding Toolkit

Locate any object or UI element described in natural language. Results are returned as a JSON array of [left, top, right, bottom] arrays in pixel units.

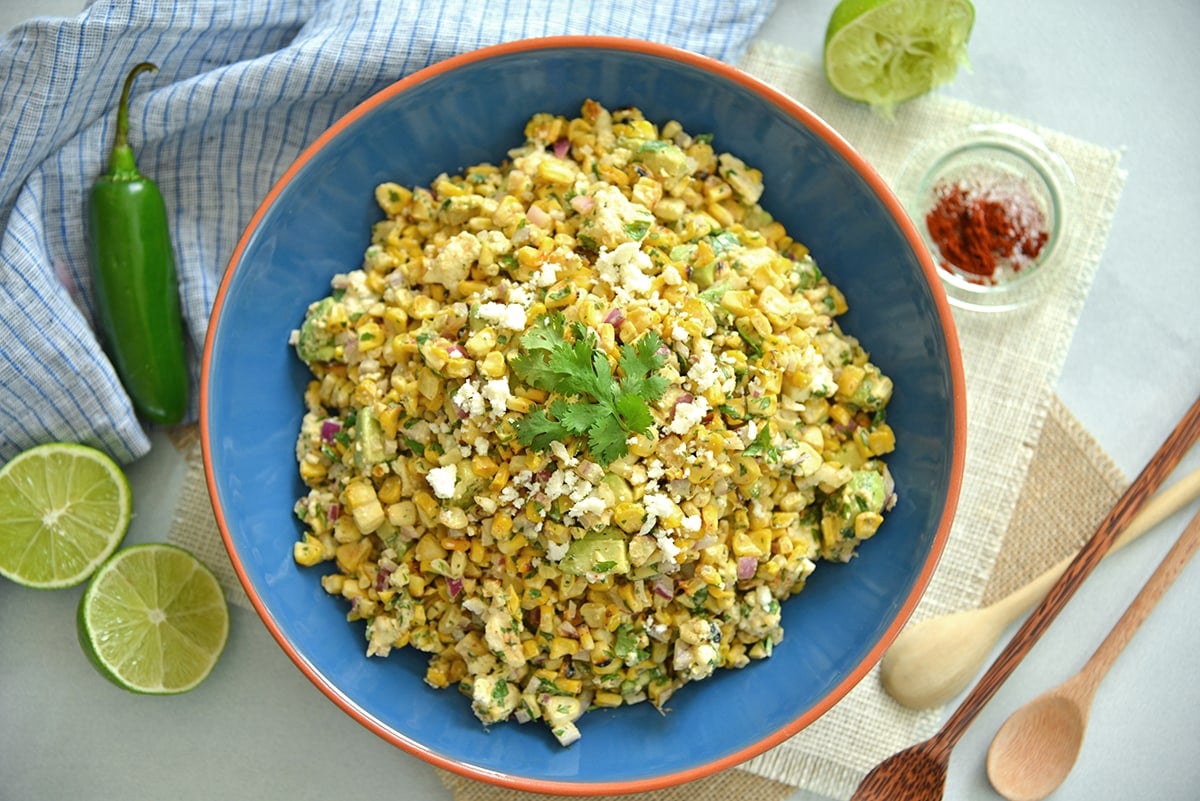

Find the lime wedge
[[824, 0, 975, 112], [78, 543, 229, 694], [0, 442, 132, 589]]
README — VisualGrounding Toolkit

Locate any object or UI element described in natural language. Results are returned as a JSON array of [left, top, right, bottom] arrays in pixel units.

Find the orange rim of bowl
[[201, 34, 967, 797]]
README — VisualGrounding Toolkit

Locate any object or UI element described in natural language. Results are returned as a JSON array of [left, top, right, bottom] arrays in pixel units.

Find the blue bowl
[[202, 37, 965, 795]]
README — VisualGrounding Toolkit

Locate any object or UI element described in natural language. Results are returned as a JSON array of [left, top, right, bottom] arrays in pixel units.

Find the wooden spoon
[[986, 503, 1200, 801], [849, 394, 1200, 801], [881, 465, 1200, 709]]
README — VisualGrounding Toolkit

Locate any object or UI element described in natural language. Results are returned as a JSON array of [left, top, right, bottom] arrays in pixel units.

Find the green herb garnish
[[512, 312, 668, 464]]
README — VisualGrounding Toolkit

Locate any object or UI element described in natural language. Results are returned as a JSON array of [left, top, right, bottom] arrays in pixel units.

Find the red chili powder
[[925, 167, 1050, 285]]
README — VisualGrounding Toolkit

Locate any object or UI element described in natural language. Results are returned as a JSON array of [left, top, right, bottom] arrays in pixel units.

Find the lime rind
[[0, 442, 132, 589], [824, 0, 975, 113], [78, 543, 230, 694]]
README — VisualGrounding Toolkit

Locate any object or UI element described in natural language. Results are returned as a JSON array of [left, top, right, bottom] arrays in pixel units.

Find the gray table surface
[[3, 2, 1198, 799]]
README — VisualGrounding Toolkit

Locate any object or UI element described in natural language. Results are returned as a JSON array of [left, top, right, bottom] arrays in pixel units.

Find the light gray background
[[2, 2, 1198, 799]]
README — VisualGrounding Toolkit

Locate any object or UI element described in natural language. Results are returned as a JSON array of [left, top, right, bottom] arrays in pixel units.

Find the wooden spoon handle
[[932, 394, 1200, 757], [1070, 503, 1200, 699], [992, 465, 1200, 622]]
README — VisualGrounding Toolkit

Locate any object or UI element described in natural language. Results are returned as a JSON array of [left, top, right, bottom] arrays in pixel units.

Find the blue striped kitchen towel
[[0, 0, 776, 464]]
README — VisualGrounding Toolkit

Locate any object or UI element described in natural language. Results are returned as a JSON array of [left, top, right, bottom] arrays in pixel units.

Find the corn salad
[[290, 100, 897, 746]]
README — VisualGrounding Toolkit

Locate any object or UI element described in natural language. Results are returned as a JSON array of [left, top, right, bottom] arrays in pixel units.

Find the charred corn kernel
[[386, 499, 417, 527], [293, 534, 326, 566], [480, 350, 507, 378], [413, 491, 440, 524], [375, 182, 412, 216], [299, 455, 327, 483], [549, 637, 578, 659], [495, 533, 527, 556], [730, 455, 762, 486], [522, 639, 541, 660], [465, 328, 497, 358], [506, 395, 532, 414], [868, 425, 896, 455], [439, 508, 469, 531], [489, 463, 510, 492], [491, 511, 513, 540], [336, 538, 372, 573], [855, 511, 884, 540], [468, 540, 488, 565], [409, 294, 438, 319], [444, 357, 475, 379], [613, 501, 647, 534], [829, 402, 853, 428], [414, 532, 448, 563], [835, 364, 865, 400], [467, 454, 496, 480], [537, 159, 576, 185], [592, 691, 623, 708], [377, 474, 403, 504]]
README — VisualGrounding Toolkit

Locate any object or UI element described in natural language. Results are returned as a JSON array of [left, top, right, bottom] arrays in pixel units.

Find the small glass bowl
[[896, 123, 1076, 312]]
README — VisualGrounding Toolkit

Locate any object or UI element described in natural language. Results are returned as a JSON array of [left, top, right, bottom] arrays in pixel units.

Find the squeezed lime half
[[824, 0, 975, 112]]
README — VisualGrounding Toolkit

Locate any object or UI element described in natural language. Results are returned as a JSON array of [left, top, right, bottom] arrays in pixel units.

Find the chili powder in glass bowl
[[897, 123, 1075, 312]]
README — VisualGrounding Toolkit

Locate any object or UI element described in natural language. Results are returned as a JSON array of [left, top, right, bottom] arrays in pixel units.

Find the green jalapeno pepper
[[88, 62, 188, 425]]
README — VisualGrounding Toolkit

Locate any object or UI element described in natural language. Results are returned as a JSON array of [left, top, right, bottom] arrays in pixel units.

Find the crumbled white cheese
[[481, 378, 513, 417], [426, 464, 457, 499], [669, 395, 710, 435], [687, 344, 720, 393], [568, 495, 607, 519], [453, 380, 486, 418], [424, 231, 481, 288], [475, 301, 527, 331], [546, 540, 569, 562]]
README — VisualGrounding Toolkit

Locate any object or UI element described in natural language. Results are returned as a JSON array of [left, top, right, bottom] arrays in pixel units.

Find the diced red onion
[[446, 576, 464, 599], [320, 419, 342, 442], [447, 343, 466, 358], [526, 203, 553, 229], [650, 576, 675, 600], [374, 565, 392, 591], [674, 393, 694, 407], [570, 194, 595, 214], [326, 503, 341, 522], [737, 556, 758, 580], [603, 308, 625, 326], [553, 137, 570, 158]]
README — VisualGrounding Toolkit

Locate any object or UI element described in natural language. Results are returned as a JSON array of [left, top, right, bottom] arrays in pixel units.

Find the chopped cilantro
[[511, 313, 668, 464], [624, 219, 651, 240]]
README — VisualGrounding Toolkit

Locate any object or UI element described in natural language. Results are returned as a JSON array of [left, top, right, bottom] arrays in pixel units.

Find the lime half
[[0, 442, 132, 589], [78, 543, 229, 694], [824, 0, 975, 112]]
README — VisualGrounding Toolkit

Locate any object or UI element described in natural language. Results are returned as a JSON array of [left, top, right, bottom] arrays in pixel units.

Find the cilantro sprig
[[512, 312, 668, 464]]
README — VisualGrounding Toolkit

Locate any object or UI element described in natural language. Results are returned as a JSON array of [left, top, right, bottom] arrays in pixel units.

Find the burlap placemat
[[167, 40, 1128, 801]]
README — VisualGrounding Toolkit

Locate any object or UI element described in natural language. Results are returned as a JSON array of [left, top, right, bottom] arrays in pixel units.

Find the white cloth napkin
[[0, 0, 776, 464]]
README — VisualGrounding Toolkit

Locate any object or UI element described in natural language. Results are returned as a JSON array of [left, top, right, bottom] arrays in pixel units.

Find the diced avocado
[[353, 405, 386, 471], [296, 296, 340, 362], [632, 140, 690, 180], [691, 260, 717, 289], [822, 469, 885, 528], [847, 365, 894, 412], [559, 529, 630, 577]]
